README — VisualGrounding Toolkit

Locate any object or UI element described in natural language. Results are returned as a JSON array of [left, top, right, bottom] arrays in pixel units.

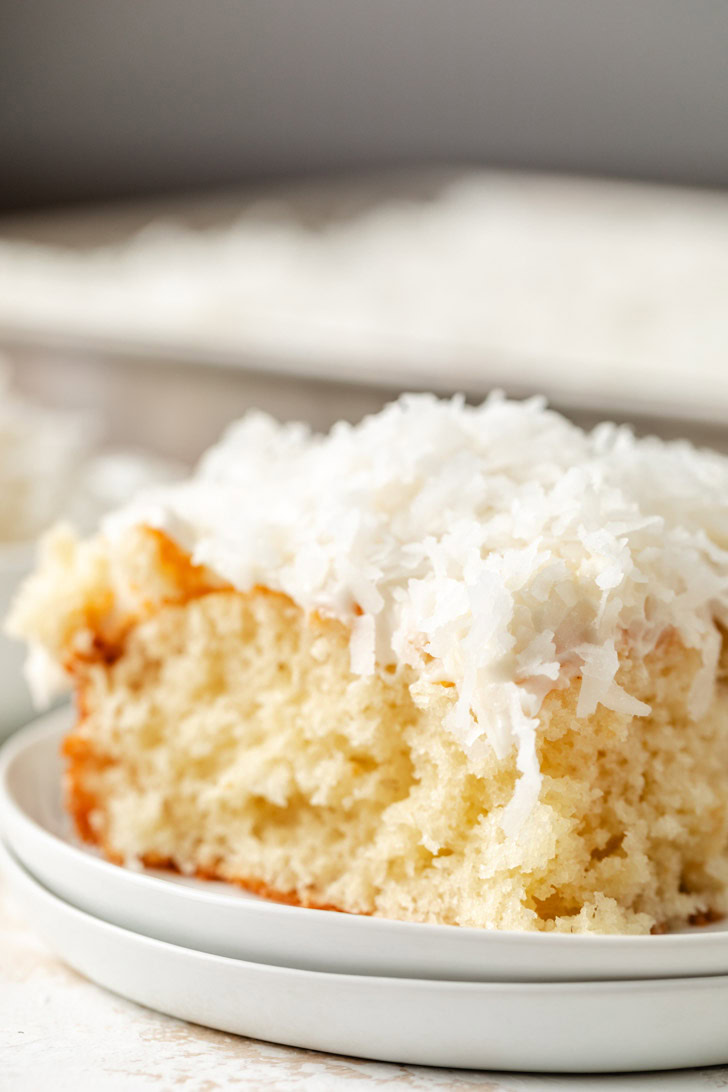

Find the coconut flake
[[350, 613, 376, 676]]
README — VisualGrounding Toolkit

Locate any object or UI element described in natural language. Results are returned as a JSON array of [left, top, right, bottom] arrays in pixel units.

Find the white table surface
[[2, 875, 727, 1091]]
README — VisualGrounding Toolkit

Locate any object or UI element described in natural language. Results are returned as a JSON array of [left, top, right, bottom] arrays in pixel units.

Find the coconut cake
[[8, 393, 728, 934]]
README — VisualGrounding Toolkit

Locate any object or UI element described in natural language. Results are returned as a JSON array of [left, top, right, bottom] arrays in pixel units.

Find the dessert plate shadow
[[2, 709, 727, 983], [3, 839, 728, 1074]]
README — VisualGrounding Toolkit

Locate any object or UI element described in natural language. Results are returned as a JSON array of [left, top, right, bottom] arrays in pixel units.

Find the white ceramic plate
[[3, 840, 728, 1074], [2, 710, 728, 983]]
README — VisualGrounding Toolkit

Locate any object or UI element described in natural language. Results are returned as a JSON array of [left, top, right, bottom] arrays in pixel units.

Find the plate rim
[[4, 835, 728, 995]]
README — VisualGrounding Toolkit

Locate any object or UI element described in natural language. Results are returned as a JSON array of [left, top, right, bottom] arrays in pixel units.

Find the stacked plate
[[2, 710, 728, 1073]]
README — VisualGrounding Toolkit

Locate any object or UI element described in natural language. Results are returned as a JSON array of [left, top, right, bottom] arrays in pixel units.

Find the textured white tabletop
[[1, 876, 727, 1091]]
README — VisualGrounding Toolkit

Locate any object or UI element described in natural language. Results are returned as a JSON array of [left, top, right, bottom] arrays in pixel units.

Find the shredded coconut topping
[[107, 393, 728, 830]]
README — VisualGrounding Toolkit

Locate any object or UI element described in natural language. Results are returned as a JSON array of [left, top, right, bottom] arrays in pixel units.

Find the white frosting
[[106, 393, 728, 831]]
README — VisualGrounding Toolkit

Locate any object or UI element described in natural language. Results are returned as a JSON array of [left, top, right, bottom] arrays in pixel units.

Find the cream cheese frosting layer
[[105, 393, 728, 831]]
